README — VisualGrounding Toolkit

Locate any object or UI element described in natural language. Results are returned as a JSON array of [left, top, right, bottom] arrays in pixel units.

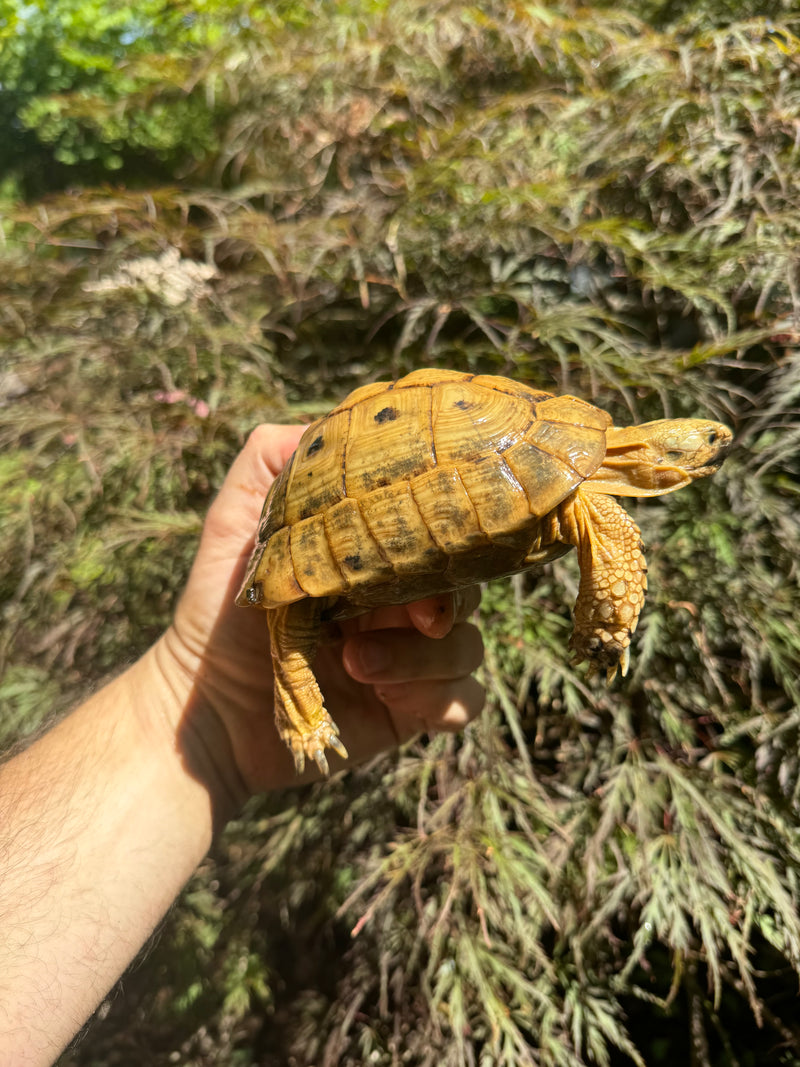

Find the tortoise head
[[586, 418, 733, 497]]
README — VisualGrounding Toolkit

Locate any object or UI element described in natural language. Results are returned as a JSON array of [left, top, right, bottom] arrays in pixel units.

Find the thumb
[[201, 423, 306, 553]]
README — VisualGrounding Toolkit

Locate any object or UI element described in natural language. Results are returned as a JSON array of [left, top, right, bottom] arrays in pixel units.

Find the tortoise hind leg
[[267, 599, 348, 775]]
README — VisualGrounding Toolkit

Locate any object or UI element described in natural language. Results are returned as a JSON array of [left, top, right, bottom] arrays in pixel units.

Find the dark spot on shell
[[454, 399, 472, 410], [344, 554, 363, 571], [376, 476, 391, 487], [306, 435, 324, 457], [374, 407, 398, 424]]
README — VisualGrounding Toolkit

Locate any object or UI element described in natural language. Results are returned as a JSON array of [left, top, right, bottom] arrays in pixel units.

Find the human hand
[[149, 424, 485, 809]]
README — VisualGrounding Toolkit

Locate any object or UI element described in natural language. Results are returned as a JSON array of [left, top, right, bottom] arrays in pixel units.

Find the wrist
[[138, 633, 250, 831]]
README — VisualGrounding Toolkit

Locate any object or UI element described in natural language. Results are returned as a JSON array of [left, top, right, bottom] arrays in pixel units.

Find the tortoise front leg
[[266, 599, 348, 775], [552, 490, 648, 681]]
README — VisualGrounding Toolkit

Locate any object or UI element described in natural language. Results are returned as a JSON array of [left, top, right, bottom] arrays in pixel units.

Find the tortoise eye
[[707, 430, 717, 444]]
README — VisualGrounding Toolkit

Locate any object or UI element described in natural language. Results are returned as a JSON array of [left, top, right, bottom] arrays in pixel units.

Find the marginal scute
[[471, 375, 550, 404], [253, 525, 305, 607], [256, 457, 291, 544]]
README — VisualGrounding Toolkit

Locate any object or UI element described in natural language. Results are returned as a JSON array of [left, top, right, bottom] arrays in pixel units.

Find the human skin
[[0, 424, 485, 1065]]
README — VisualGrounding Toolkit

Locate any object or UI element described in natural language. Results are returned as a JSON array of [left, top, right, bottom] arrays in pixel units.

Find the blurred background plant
[[2, 1, 800, 1063]]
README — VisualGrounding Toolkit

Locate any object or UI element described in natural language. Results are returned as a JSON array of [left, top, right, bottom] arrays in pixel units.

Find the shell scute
[[239, 371, 612, 609], [394, 367, 467, 388], [323, 498, 394, 587], [410, 466, 487, 554], [535, 394, 611, 432], [289, 514, 342, 598], [344, 385, 435, 495], [471, 375, 551, 404], [524, 418, 608, 479], [432, 379, 531, 463], [359, 482, 446, 574], [503, 440, 584, 519], [457, 453, 533, 546], [255, 525, 305, 607], [283, 409, 349, 525], [256, 458, 291, 543]]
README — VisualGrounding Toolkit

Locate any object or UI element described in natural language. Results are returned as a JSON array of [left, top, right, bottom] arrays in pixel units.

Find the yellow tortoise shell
[[237, 368, 614, 615]]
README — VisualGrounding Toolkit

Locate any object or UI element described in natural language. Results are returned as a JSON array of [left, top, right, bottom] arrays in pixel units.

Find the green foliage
[[0, 0, 243, 193], [2, 2, 800, 1064], [0, 665, 61, 747]]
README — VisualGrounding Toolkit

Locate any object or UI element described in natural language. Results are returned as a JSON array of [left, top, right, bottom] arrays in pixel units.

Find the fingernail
[[358, 638, 391, 676], [417, 595, 451, 637]]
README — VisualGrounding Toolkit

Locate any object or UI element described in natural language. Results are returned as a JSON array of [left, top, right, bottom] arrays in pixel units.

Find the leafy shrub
[[2, 3, 800, 1064]]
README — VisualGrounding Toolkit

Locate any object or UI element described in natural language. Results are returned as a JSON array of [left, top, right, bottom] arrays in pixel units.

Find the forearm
[[0, 645, 219, 1065]]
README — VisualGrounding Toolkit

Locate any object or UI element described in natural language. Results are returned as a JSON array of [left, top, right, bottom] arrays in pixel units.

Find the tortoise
[[237, 368, 732, 774]]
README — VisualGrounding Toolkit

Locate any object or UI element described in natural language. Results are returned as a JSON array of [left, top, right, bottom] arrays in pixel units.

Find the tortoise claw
[[329, 734, 349, 760], [288, 724, 349, 778], [605, 644, 631, 685], [619, 644, 631, 677], [292, 747, 307, 775], [571, 636, 631, 685], [313, 749, 330, 777], [311, 734, 349, 777]]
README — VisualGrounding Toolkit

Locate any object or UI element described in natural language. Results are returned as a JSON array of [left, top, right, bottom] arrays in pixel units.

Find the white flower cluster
[[83, 247, 217, 307]]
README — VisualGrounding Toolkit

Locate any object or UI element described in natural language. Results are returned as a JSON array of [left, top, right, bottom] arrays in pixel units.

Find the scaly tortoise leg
[[552, 489, 648, 682], [266, 598, 348, 775]]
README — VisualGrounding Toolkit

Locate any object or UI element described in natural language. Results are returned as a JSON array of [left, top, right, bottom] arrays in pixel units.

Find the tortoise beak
[[711, 433, 734, 465], [694, 433, 733, 475]]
